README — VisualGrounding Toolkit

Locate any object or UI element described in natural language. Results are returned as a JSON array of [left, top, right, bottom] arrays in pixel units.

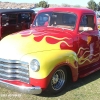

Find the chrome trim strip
[[0, 58, 28, 64], [0, 73, 29, 80], [0, 69, 29, 75], [0, 64, 28, 70], [0, 80, 42, 94]]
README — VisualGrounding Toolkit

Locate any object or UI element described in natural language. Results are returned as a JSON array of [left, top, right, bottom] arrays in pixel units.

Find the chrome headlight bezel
[[30, 59, 40, 72]]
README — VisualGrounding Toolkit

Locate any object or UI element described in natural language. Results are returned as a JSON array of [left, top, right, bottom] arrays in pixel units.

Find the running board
[[79, 63, 100, 78]]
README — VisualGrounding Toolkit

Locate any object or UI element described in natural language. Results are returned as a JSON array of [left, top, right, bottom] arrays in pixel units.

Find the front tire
[[46, 67, 67, 95]]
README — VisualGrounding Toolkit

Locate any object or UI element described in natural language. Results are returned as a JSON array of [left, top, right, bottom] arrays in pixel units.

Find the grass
[[0, 70, 100, 100]]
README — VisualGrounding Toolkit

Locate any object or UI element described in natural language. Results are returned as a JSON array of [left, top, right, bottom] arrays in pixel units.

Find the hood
[[0, 27, 73, 60]]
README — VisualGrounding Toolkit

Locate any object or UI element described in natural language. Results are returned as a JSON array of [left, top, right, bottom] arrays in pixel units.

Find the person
[[44, 14, 50, 26]]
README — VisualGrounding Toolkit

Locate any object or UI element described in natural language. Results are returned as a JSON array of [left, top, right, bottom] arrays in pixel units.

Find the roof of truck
[[0, 9, 35, 14], [39, 7, 95, 15]]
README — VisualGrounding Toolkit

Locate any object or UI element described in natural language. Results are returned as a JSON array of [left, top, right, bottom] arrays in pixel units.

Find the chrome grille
[[0, 58, 29, 83]]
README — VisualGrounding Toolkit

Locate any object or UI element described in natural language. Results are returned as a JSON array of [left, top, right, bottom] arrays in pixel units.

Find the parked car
[[0, 9, 35, 39], [0, 7, 99, 95], [97, 16, 100, 30]]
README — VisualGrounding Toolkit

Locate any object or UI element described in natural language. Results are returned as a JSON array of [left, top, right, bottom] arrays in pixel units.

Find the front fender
[[21, 50, 78, 80]]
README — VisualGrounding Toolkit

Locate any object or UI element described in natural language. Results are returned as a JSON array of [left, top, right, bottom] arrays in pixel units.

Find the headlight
[[30, 59, 40, 72]]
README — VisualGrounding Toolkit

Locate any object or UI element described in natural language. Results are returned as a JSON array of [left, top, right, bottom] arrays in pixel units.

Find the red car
[[0, 9, 35, 39]]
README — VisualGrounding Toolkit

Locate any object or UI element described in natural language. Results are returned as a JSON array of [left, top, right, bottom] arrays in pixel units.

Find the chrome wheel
[[46, 67, 67, 94], [51, 69, 66, 91]]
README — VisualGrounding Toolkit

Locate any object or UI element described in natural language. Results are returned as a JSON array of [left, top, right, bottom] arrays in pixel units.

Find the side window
[[80, 15, 88, 26], [34, 13, 50, 26], [79, 15, 94, 31], [18, 13, 31, 23], [8, 14, 17, 25], [2, 13, 17, 26], [2, 14, 9, 26]]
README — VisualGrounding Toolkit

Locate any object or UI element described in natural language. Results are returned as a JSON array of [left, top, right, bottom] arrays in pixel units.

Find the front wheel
[[46, 67, 67, 95]]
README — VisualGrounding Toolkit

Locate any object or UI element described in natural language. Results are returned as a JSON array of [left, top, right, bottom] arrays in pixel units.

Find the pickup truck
[[0, 7, 99, 95]]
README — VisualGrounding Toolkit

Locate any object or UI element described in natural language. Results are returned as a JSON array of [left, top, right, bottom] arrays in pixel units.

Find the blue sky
[[1, 0, 100, 6]]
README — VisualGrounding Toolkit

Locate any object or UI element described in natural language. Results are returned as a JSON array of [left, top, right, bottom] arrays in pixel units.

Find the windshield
[[33, 12, 77, 30]]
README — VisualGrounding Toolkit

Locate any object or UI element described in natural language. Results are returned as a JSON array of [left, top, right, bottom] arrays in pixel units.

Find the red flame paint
[[20, 29, 73, 50]]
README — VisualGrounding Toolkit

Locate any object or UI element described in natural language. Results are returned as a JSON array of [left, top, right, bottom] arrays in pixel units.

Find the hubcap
[[52, 74, 59, 84], [51, 69, 65, 91]]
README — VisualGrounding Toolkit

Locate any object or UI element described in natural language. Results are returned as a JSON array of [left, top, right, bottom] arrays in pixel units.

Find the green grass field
[[0, 70, 100, 100]]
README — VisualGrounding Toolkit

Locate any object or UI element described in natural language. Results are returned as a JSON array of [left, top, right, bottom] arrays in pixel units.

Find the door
[[78, 14, 100, 67]]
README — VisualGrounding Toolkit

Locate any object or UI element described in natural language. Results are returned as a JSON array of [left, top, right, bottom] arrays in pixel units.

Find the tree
[[87, 0, 97, 11], [97, 2, 100, 11], [37, 0, 49, 8], [61, 4, 70, 7], [73, 5, 81, 7], [34, 3, 39, 7]]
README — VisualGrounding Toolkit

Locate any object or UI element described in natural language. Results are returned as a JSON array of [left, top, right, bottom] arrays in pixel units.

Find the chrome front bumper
[[0, 80, 42, 94]]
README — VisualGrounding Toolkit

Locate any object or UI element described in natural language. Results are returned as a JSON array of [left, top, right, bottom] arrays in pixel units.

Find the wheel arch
[[56, 63, 78, 82], [46, 63, 78, 88]]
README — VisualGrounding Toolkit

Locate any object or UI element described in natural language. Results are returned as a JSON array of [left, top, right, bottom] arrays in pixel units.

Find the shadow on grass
[[37, 70, 100, 97]]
